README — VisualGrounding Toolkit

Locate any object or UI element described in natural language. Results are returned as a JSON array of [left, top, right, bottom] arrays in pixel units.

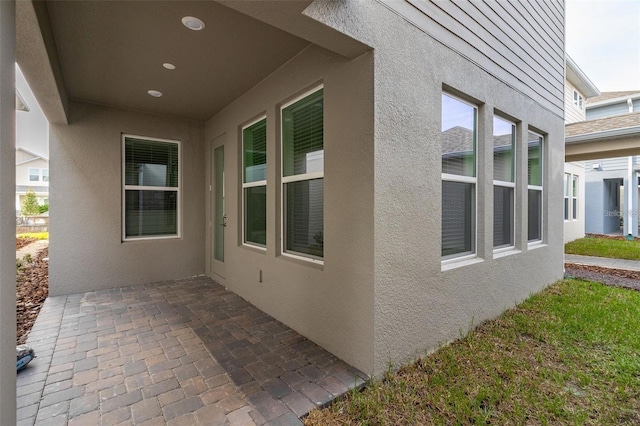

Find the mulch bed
[[16, 247, 49, 345], [16, 237, 37, 251], [565, 263, 640, 292]]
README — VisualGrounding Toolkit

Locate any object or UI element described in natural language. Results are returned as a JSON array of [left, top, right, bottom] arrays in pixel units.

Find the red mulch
[[16, 247, 49, 345], [16, 237, 37, 250]]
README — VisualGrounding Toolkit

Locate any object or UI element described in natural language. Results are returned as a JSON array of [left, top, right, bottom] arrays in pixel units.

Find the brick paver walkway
[[17, 276, 368, 425]]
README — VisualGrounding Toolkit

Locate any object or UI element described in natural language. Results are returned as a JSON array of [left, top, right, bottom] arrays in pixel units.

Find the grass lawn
[[565, 236, 640, 260], [305, 279, 640, 425]]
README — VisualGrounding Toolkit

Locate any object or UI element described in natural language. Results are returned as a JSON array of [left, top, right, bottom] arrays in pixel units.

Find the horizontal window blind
[[123, 136, 179, 239], [282, 87, 324, 260]]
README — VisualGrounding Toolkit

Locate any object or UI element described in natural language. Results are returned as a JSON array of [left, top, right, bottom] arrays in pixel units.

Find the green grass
[[305, 280, 640, 425], [565, 236, 640, 260], [17, 232, 49, 240]]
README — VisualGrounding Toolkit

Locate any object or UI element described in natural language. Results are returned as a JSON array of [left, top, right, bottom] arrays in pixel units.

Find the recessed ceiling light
[[163, 63, 176, 70], [181, 16, 205, 31], [147, 90, 163, 98]]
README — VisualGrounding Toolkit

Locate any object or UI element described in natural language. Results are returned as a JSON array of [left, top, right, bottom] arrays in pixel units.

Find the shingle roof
[[565, 111, 640, 137], [586, 91, 640, 105]]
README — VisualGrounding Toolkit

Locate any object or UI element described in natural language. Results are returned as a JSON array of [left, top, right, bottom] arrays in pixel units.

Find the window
[[442, 93, 477, 259], [28, 168, 47, 182], [527, 132, 543, 242], [281, 87, 324, 260], [573, 91, 583, 110], [123, 135, 180, 240], [28, 168, 39, 182], [564, 173, 570, 221], [242, 117, 267, 247], [493, 117, 515, 249], [572, 175, 578, 220]]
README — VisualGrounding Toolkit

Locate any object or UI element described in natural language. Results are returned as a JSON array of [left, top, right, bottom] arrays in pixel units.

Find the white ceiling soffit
[[41, 0, 322, 122]]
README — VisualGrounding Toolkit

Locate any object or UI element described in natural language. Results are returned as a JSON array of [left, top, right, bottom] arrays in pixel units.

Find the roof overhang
[[565, 126, 640, 161], [566, 55, 600, 99], [15, 90, 29, 112], [16, 0, 370, 124]]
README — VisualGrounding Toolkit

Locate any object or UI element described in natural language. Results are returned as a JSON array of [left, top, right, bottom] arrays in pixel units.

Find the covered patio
[[17, 276, 367, 425]]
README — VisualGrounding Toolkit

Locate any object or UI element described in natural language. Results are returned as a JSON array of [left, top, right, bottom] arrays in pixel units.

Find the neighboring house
[[15, 147, 49, 214], [1, 1, 567, 421], [563, 56, 600, 243], [569, 90, 640, 236]]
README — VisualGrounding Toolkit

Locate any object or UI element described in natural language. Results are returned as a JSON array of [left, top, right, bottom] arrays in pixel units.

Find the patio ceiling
[[17, 0, 319, 123]]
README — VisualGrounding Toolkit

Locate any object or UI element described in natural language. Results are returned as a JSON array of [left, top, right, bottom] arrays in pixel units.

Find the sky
[[16, 64, 48, 157], [566, 0, 640, 92]]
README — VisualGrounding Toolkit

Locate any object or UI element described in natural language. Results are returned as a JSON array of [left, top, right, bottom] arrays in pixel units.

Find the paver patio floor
[[17, 276, 368, 425]]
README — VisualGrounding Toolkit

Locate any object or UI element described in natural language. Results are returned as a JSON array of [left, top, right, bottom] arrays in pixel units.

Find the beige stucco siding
[[49, 102, 205, 296], [304, 0, 565, 375], [205, 45, 376, 375]]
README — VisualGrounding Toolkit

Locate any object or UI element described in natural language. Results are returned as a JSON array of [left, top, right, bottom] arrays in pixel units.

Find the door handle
[[221, 214, 227, 227]]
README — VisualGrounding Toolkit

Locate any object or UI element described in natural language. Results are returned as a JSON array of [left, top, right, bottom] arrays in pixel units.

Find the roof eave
[[565, 126, 640, 144], [566, 55, 600, 98]]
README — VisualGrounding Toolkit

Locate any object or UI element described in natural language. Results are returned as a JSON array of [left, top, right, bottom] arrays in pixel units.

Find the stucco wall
[[305, 0, 565, 375], [49, 102, 205, 296], [0, 1, 16, 423], [564, 162, 585, 243], [204, 45, 376, 374]]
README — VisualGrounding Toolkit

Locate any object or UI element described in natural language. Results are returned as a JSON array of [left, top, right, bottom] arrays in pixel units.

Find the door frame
[[209, 133, 226, 280]]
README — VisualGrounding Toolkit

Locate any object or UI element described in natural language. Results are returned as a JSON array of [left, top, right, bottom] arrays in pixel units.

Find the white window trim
[[28, 167, 48, 182], [493, 180, 516, 251], [242, 115, 267, 250], [280, 85, 324, 265], [528, 132, 544, 245], [564, 172, 570, 222], [572, 175, 578, 220], [492, 117, 516, 252], [121, 134, 181, 242], [441, 93, 478, 262]]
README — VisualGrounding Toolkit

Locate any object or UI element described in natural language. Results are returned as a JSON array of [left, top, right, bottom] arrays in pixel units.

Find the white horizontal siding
[[585, 156, 635, 172], [565, 80, 585, 124], [380, 0, 565, 117]]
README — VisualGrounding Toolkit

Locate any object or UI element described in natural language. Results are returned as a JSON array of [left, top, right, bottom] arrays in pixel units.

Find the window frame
[[121, 134, 182, 242], [572, 174, 578, 220], [564, 172, 570, 221], [280, 85, 324, 264], [441, 92, 478, 263], [527, 131, 544, 245], [242, 115, 268, 250], [27, 167, 44, 182], [492, 116, 516, 252], [573, 90, 584, 110]]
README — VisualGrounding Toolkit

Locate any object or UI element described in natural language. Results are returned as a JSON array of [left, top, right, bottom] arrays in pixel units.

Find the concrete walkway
[[17, 239, 49, 260], [17, 276, 368, 425], [564, 254, 640, 271]]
